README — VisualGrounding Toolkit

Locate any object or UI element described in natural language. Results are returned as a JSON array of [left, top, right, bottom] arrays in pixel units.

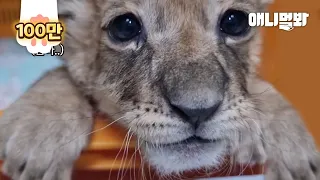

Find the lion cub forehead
[[101, 0, 258, 33], [101, 0, 259, 22], [103, 0, 258, 10]]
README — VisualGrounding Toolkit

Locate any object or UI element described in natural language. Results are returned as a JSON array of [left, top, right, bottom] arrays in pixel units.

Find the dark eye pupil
[[108, 13, 141, 42], [220, 9, 249, 36]]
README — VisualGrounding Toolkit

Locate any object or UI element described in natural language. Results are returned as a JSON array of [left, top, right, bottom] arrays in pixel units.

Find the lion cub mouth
[[159, 136, 219, 147]]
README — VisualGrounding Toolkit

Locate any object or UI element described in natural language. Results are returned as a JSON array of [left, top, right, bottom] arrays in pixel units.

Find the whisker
[[55, 116, 125, 152], [109, 129, 131, 180], [120, 132, 134, 180], [248, 87, 273, 97], [117, 129, 132, 180], [85, 117, 125, 137], [138, 140, 147, 180]]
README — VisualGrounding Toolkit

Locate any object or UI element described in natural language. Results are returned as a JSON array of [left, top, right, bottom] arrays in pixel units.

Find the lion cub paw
[[235, 140, 267, 167], [265, 151, 320, 180], [0, 111, 92, 180]]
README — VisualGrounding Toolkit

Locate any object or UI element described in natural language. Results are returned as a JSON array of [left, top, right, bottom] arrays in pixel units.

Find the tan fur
[[1, 0, 319, 179], [0, 68, 93, 180]]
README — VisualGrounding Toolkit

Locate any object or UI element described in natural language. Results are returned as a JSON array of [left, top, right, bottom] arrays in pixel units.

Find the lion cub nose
[[171, 103, 221, 128], [162, 59, 226, 127]]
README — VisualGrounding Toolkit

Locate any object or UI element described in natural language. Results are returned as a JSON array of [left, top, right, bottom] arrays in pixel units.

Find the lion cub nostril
[[171, 102, 221, 127]]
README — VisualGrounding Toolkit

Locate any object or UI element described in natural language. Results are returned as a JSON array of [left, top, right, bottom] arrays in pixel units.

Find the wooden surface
[[0, 0, 20, 37]]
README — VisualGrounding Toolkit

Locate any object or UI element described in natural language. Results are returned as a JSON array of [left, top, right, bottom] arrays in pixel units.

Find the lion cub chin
[[143, 139, 227, 174]]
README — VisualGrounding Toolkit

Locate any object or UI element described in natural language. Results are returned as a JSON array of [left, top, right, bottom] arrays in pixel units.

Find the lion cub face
[[59, 0, 270, 174]]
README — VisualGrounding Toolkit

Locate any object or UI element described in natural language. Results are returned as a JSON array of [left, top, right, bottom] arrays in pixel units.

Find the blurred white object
[[0, 38, 63, 110], [17, 0, 61, 54]]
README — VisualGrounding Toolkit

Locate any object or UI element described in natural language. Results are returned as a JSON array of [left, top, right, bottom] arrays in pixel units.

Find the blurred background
[[260, 0, 320, 147], [0, 0, 319, 179]]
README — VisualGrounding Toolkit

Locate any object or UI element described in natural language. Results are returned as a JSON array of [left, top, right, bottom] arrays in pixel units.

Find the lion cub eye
[[219, 9, 250, 36], [107, 13, 142, 42]]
